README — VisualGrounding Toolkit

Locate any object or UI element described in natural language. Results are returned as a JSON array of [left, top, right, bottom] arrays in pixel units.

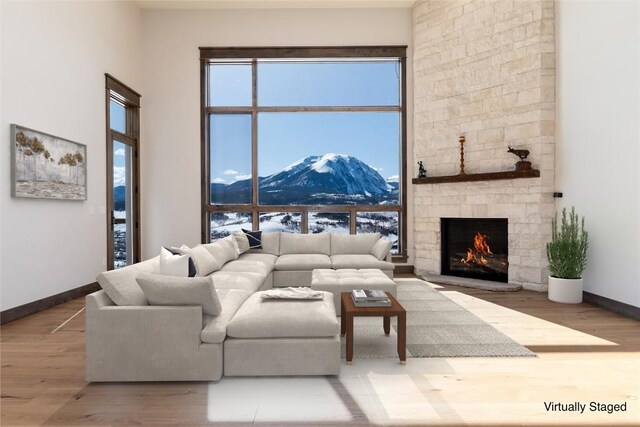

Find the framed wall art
[[11, 124, 87, 200]]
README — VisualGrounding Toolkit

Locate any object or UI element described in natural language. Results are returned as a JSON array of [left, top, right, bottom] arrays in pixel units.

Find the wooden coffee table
[[340, 292, 407, 365]]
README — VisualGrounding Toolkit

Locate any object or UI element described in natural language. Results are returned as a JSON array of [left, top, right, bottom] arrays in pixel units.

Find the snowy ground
[[258, 212, 301, 233], [210, 211, 399, 253], [210, 212, 253, 240], [308, 212, 350, 234], [356, 212, 399, 254], [113, 211, 128, 268]]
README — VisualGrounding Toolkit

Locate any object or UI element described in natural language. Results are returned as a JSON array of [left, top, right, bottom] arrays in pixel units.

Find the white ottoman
[[224, 290, 340, 376], [311, 269, 397, 313]]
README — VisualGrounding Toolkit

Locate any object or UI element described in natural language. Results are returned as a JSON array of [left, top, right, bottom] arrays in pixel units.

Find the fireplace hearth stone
[[422, 275, 522, 292]]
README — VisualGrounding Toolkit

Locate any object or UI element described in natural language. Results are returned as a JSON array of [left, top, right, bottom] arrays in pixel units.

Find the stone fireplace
[[412, 0, 556, 291]]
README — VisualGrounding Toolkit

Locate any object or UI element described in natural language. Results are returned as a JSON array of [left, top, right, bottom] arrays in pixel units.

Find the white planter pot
[[548, 276, 583, 304]]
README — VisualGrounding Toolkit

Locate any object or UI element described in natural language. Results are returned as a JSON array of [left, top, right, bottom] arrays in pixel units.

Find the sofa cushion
[[279, 233, 330, 255], [275, 254, 331, 271], [97, 257, 159, 306], [136, 273, 222, 316], [312, 268, 396, 286], [247, 231, 280, 255], [238, 252, 277, 267], [201, 288, 253, 344], [202, 236, 238, 267], [174, 244, 219, 276], [330, 254, 395, 270], [371, 238, 393, 260], [220, 260, 273, 276], [232, 231, 250, 254], [226, 291, 338, 338], [311, 269, 397, 312], [162, 247, 196, 277], [330, 233, 380, 255], [210, 271, 266, 292]]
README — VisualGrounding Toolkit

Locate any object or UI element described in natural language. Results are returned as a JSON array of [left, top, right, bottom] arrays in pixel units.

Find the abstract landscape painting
[[11, 125, 87, 200]]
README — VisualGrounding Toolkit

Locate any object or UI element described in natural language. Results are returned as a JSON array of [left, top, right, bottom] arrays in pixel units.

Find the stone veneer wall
[[412, 0, 555, 290]]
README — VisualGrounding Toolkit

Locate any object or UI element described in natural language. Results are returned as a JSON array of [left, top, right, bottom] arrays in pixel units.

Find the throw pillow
[[242, 229, 263, 249], [163, 246, 196, 277], [224, 234, 240, 256], [203, 236, 238, 266], [371, 238, 393, 260], [232, 231, 250, 254], [174, 244, 220, 276], [136, 273, 222, 316], [159, 247, 189, 277]]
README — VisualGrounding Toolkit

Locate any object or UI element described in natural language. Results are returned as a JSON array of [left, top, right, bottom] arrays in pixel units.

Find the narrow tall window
[[105, 74, 141, 269], [200, 47, 407, 259]]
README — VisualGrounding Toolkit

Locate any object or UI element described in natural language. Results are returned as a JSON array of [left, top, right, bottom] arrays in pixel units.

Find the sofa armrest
[[385, 252, 392, 262], [86, 290, 204, 381], [201, 289, 251, 344], [87, 291, 202, 349]]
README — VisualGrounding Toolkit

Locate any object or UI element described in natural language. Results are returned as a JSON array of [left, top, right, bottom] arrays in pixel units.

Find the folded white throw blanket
[[260, 287, 324, 300]]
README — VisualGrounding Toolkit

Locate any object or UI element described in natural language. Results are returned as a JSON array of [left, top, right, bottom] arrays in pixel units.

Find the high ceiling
[[134, 0, 416, 9]]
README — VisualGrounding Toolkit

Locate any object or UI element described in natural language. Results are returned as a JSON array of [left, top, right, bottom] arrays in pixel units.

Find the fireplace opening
[[441, 218, 508, 283]]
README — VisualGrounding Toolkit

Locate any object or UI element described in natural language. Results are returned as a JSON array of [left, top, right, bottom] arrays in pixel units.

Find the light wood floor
[[2, 280, 639, 426]]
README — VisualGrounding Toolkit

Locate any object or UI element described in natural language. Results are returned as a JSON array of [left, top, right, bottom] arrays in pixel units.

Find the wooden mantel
[[412, 169, 540, 185]]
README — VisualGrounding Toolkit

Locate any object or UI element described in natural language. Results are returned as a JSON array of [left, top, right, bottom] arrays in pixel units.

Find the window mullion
[[301, 207, 308, 234], [350, 209, 357, 235], [251, 60, 258, 230], [400, 56, 408, 259], [255, 106, 401, 112]]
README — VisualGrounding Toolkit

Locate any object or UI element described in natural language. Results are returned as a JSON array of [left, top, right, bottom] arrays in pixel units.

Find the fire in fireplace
[[441, 218, 508, 283]]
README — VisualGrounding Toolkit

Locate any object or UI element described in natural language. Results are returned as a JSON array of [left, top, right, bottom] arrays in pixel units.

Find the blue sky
[[110, 101, 127, 186], [210, 112, 400, 183], [257, 61, 400, 107], [209, 61, 401, 184]]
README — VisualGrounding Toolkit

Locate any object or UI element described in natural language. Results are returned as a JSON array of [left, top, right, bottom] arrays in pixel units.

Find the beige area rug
[[340, 278, 535, 358]]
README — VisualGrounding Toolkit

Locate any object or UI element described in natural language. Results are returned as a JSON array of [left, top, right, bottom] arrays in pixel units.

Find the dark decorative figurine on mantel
[[507, 146, 532, 172], [417, 161, 427, 178]]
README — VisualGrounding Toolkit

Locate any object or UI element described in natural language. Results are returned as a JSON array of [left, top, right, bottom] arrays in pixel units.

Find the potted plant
[[546, 207, 589, 303]]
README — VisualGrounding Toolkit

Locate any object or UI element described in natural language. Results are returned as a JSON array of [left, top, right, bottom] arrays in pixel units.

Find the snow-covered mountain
[[211, 153, 399, 205], [261, 154, 391, 196]]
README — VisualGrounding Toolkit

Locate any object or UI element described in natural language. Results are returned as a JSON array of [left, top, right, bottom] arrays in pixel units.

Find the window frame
[[200, 46, 408, 260], [105, 74, 141, 269]]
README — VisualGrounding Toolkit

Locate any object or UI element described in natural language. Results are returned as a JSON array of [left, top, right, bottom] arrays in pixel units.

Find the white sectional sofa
[[86, 232, 395, 382]]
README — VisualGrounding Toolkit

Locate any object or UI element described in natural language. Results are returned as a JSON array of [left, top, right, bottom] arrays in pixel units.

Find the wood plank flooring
[[1, 280, 639, 426]]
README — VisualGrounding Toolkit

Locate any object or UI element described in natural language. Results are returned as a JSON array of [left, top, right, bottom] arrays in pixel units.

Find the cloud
[[114, 148, 125, 156], [224, 169, 239, 175], [233, 174, 251, 181], [212, 177, 226, 184], [386, 175, 399, 182], [113, 166, 126, 186]]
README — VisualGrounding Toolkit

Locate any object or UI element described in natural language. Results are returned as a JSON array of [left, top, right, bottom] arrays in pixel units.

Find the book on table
[[351, 289, 392, 307]]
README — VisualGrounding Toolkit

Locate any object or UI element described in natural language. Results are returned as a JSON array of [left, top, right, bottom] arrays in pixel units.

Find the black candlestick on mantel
[[459, 135, 466, 175]]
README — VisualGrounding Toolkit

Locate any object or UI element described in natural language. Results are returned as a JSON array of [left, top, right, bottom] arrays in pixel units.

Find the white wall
[[140, 7, 414, 262], [0, 2, 4, 298], [0, 0, 141, 311], [556, 0, 640, 307]]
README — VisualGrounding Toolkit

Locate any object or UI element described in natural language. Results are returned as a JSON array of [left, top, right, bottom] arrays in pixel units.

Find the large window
[[105, 74, 141, 269], [201, 47, 407, 258]]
